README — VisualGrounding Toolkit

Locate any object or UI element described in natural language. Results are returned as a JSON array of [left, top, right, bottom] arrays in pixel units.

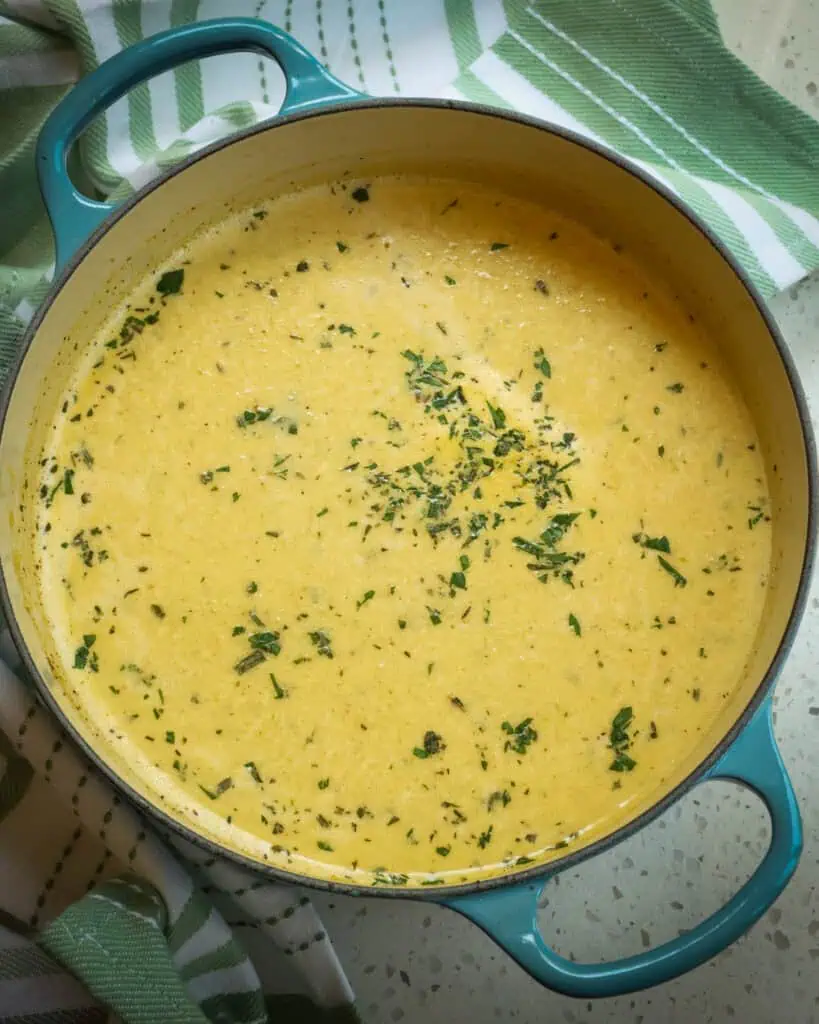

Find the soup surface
[[34, 176, 771, 887]]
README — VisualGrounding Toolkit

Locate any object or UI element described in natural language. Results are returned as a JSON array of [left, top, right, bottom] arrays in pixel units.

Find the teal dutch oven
[[0, 18, 814, 999]]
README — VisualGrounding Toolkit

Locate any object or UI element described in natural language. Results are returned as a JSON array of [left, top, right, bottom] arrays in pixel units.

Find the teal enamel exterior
[[35, 17, 361, 269], [444, 697, 802, 997], [32, 17, 805, 999]]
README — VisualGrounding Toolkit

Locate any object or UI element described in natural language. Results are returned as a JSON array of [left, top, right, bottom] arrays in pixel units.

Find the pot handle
[[36, 17, 361, 268], [444, 697, 801, 998]]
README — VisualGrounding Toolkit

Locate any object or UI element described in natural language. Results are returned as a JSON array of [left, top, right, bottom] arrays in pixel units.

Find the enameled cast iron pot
[[0, 19, 815, 999]]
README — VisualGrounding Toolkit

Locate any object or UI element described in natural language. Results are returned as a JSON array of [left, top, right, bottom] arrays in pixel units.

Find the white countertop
[[309, 5, 819, 1021]]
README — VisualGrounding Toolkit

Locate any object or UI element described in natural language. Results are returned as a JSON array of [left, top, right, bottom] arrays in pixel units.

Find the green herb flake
[[336, 241, 349, 253], [449, 571, 467, 591], [356, 590, 375, 610], [477, 826, 493, 848], [249, 631, 282, 655], [234, 650, 266, 675], [534, 347, 551, 378], [413, 731, 445, 759], [317, 840, 334, 852], [633, 532, 671, 553], [157, 269, 184, 295], [351, 186, 370, 203], [490, 242, 509, 251], [666, 382, 684, 394], [308, 630, 333, 658], [486, 402, 506, 430], [165, 730, 175, 744], [444, 275, 456, 286], [609, 706, 637, 773], [150, 603, 166, 619], [501, 717, 537, 755], [426, 607, 442, 626], [318, 777, 330, 790], [658, 555, 687, 588], [73, 634, 96, 670], [199, 777, 233, 800], [244, 761, 263, 784], [270, 673, 287, 699], [568, 613, 581, 636]]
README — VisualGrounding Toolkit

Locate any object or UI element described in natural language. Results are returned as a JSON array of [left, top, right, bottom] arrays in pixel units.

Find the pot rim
[[2, 97, 816, 900]]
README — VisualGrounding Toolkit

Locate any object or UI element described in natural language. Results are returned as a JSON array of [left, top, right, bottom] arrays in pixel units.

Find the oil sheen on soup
[[35, 176, 771, 887]]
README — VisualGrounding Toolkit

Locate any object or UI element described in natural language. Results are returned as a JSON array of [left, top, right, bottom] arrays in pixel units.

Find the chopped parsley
[[568, 613, 581, 636], [73, 634, 97, 672], [413, 730, 445, 758], [308, 630, 333, 658], [249, 631, 282, 655], [501, 717, 537, 755], [199, 777, 233, 800], [534, 347, 551, 378], [633, 531, 670, 553], [658, 556, 687, 588], [156, 269, 184, 295], [609, 706, 636, 772]]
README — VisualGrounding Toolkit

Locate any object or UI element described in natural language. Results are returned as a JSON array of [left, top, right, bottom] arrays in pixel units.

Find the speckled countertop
[[305, 6, 819, 1022]]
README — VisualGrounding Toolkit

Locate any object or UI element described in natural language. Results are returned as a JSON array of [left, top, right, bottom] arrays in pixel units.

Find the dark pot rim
[[1, 97, 815, 900]]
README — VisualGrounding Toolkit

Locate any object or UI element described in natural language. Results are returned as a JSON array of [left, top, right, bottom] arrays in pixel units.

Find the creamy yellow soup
[[34, 176, 771, 887]]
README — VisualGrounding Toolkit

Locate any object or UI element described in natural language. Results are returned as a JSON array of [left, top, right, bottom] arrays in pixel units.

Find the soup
[[33, 177, 771, 887]]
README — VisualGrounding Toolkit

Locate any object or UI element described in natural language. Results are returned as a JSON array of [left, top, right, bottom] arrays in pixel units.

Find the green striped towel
[[0, 2, 818, 1021]]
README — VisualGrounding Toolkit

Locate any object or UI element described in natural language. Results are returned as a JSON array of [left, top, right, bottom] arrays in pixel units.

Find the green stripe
[[0, 84, 68, 260], [345, 0, 366, 88], [156, 137, 195, 172], [171, 0, 204, 131], [474, 37, 778, 295], [510, 2, 819, 210], [444, 0, 482, 73], [744, 192, 819, 271], [178, 939, 250, 981], [0, 941, 66, 980], [377, 0, 400, 94], [167, 890, 212, 954], [315, 0, 328, 61], [673, 0, 720, 35], [656, 170, 778, 296], [452, 67, 510, 108], [112, 0, 156, 162], [217, 101, 262, 130], [0, 20, 69, 55], [47, 0, 121, 196], [41, 879, 208, 1024]]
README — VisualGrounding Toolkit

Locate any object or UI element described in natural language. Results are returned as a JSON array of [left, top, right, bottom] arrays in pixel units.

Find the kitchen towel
[[1, 1, 819, 1022]]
